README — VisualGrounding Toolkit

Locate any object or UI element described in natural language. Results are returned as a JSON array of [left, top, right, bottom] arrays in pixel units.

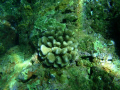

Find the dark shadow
[[108, 15, 120, 57]]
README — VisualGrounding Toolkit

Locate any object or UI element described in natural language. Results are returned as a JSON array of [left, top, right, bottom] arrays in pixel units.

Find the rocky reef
[[0, 0, 120, 90]]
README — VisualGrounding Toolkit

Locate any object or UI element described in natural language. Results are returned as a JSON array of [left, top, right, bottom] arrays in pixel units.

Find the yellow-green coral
[[38, 27, 78, 68]]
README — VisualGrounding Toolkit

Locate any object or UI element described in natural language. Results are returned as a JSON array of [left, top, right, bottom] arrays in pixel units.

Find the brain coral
[[38, 27, 78, 68]]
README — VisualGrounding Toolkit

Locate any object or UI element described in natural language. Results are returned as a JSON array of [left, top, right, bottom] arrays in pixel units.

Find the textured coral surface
[[38, 28, 78, 68]]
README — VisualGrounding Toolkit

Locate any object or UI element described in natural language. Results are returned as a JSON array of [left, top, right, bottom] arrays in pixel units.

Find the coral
[[40, 45, 52, 55], [38, 27, 78, 68]]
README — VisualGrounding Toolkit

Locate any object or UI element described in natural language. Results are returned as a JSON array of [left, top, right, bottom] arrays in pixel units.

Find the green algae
[[0, 43, 5, 54], [0, 0, 120, 90]]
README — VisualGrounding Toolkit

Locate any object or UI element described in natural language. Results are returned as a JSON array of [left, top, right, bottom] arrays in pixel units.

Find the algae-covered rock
[[0, 43, 5, 54]]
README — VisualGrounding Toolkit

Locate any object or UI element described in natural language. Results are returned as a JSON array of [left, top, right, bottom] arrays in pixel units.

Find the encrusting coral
[[38, 27, 78, 68]]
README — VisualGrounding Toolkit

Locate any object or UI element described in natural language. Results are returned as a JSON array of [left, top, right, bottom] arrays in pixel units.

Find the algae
[[0, 0, 120, 90]]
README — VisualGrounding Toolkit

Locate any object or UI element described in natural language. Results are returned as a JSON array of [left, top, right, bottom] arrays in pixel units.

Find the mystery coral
[[38, 27, 78, 68]]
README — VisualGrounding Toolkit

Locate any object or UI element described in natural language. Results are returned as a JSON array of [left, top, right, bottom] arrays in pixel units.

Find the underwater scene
[[0, 0, 120, 90]]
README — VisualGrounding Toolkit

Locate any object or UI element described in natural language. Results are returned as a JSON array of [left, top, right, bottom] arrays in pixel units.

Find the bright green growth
[[34, 10, 66, 32], [93, 40, 107, 54]]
